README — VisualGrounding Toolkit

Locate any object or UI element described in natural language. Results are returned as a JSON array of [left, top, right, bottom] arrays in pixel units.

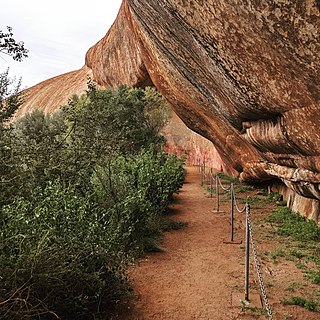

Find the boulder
[[16, 0, 320, 221]]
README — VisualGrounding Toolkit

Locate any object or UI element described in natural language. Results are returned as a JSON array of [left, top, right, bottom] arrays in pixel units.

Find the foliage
[[0, 70, 24, 204], [243, 192, 283, 207], [143, 86, 171, 134], [267, 207, 320, 241], [0, 26, 28, 123], [282, 296, 319, 312], [235, 184, 254, 194], [270, 247, 286, 262], [0, 26, 28, 61], [267, 206, 320, 290], [0, 85, 185, 319], [0, 85, 171, 202], [267, 192, 283, 202], [305, 271, 320, 284], [0, 148, 184, 319], [62, 84, 166, 159], [0, 68, 23, 125], [0, 111, 67, 204], [217, 172, 239, 183], [90, 147, 185, 254], [0, 27, 27, 188], [0, 182, 130, 320]]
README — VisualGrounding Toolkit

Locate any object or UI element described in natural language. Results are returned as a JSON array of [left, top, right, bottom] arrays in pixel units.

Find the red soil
[[126, 167, 320, 320]]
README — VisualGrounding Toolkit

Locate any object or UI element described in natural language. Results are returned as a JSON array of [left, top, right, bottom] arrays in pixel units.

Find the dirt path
[[127, 166, 320, 320], [128, 166, 247, 319]]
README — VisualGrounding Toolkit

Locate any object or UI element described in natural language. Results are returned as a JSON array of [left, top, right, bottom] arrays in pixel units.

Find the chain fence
[[196, 163, 273, 319], [231, 184, 247, 213], [246, 205, 273, 319]]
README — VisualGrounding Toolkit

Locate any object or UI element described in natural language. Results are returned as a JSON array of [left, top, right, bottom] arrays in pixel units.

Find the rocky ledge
[[16, 0, 320, 222]]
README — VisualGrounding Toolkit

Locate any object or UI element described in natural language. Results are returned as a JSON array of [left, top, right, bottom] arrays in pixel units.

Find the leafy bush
[[0, 148, 185, 319], [62, 84, 166, 160], [0, 182, 130, 320], [1, 85, 171, 204], [0, 85, 185, 319], [90, 147, 185, 254]]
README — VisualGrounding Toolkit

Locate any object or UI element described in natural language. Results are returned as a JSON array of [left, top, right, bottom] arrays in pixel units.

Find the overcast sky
[[0, 0, 122, 89]]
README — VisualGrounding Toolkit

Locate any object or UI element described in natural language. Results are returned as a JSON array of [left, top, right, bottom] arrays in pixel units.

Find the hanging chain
[[198, 165, 273, 319], [246, 209, 273, 320], [217, 175, 232, 191], [232, 186, 247, 213]]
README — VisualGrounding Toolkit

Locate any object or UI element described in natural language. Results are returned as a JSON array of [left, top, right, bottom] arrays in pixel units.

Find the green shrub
[[268, 207, 320, 241], [282, 296, 319, 312], [305, 271, 320, 284], [0, 85, 185, 319], [1, 85, 171, 205], [0, 182, 130, 320], [217, 172, 239, 183], [267, 192, 283, 202], [90, 147, 185, 254]]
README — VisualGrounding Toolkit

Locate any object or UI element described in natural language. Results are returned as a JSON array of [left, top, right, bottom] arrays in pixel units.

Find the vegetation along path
[[127, 166, 320, 320]]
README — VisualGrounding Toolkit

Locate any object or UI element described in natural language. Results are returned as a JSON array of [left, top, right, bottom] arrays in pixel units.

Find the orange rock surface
[[16, 0, 320, 221]]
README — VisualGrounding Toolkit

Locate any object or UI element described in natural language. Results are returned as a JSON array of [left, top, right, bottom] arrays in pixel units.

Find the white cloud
[[0, 0, 122, 88]]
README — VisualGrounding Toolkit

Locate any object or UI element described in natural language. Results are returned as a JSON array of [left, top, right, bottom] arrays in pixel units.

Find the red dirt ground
[[125, 166, 320, 320]]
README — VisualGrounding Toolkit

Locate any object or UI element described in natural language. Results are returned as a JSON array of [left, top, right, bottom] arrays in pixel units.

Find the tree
[[0, 26, 28, 62], [63, 84, 164, 161], [0, 68, 22, 124], [144, 86, 171, 134], [0, 70, 23, 191], [0, 26, 28, 124], [0, 27, 28, 202]]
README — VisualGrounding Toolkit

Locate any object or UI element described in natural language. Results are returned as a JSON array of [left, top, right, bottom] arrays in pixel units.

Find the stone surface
[[16, 0, 320, 221], [161, 111, 238, 175]]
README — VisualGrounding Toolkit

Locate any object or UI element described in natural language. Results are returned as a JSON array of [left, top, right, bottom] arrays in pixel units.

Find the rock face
[[161, 111, 238, 175], [17, 0, 320, 222]]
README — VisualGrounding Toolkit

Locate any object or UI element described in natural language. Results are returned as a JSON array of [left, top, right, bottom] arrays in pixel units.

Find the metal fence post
[[215, 174, 219, 212], [231, 184, 235, 242], [200, 164, 203, 186], [223, 183, 243, 244], [209, 168, 213, 198], [245, 204, 250, 301]]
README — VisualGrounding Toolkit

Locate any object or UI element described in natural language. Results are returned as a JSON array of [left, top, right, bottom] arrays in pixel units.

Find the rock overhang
[[16, 0, 320, 221]]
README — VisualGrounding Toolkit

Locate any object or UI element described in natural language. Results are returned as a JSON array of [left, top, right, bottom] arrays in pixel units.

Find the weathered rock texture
[[162, 111, 237, 175], [17, 0, 320, 221]]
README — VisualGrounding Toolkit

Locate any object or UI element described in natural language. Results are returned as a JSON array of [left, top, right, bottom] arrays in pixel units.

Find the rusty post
[[245, 204, 250, 301]]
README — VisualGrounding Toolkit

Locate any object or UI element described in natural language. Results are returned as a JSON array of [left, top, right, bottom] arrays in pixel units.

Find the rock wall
[[16, 0, 320, 222], [162, 111, 237, 175]]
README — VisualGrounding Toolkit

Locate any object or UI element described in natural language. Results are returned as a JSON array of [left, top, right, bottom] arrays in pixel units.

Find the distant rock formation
[[16, 0, 320, 222], [162, 111, 237, 175]]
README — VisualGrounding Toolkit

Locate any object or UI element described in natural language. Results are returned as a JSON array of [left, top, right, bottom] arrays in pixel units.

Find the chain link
[[199, 166, 273, 319], [247, 209, 273, 320]]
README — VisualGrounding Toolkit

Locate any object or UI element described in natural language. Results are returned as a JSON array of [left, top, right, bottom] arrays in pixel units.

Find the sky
[[0, 0, 122, 89]]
